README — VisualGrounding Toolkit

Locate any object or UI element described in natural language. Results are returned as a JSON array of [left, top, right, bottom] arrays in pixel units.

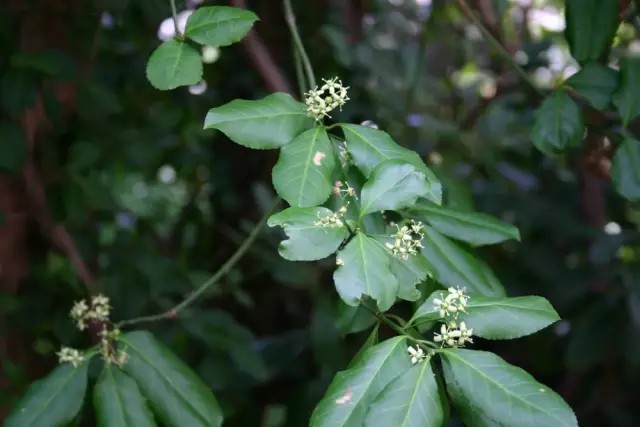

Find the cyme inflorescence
[[431, 286, 474, 348], [314, 206, 347, 228], [305, 77, 349, 121], [385, 220, 425, 260], [59, 294, 127, 368]]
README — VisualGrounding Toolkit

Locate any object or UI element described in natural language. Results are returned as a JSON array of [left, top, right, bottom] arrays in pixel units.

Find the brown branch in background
[[229, 0, 294, 95], [470, 0, 504, 47], [347, 0, 365, 44]]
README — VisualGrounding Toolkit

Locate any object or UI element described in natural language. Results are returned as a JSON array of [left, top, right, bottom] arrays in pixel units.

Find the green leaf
[[363, 361, 443, 427], [268, 206, 348, 261], [420, 226, 505, 297], [565, 62, 618, 110], [441, 349, 577, 427], [94, 365, 156, 427], [372, 236, 431, 302], [339, 124, 441, 204], [410, 292, 560, 339], [349, 323, 380, 368], [120, 331, 223, 427], [336, 302, 377, 335], [611, 138, 640, 200], [204, 93, 311, 149], [359, 160, 433, 217], [5, 361, 90, 427], [565, 0, 618, 64], [0, 122, 28, 175], [310, 337, 411, 427], [408, 203, 520, 246], [613, 56, 640, 125], [334, 233, 399, 311], [272, 126, 336, 207], [146, 40, 202, 90], [530, 91, 584, 155], [184, 6, 258, 47]]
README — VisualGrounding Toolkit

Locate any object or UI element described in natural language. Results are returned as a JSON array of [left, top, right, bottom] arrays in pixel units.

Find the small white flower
[[336, 258, 344, 266], [407, 345, 426, 364], [304, 77, 349, 121], [386, 220, 424, 260], [57, 347, 85, 368]]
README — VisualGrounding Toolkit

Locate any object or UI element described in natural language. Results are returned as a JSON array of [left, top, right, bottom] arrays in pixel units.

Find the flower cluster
[[70, 294, 111, 330], [314, 206, 347, 228], [434, 322, 473, 347], [332, 181, 357, 199], [57, 347, 85, 368], [304, 77, 349, 121], [385, 220, 425, 260], [433, 286, 469, 319]]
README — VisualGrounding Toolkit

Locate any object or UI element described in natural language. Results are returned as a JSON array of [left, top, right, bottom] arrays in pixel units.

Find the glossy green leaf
[[363, 360, 443, 427], [5, 360, 90, 427], [348, 324, 380, 368], [120, 331, 223, 427], [0, 122, 28, 175], [336, 302, 377, 335], [421, 226, 505, 297], [334, 233, 398, 311], [531, 91, 584, 155], [339, 124, 441, 204], [204, 92, 311, 149], [184, 6, 258, 47], [272, 126, 336, 207], [410, 292, 560, 339], [94, 365, 156, 427], [613, 56, 640, 125], [408, 203, 520, 246], [565, 63, 618, 110], [442, 349, 577, 427], [372, 236, 431, 302], [611, 138, 640, 200], [146, 40, 202, 90], [310, 337, 411, 427], [565, 0, 618, 64], [359, 160, 433, 217], [268, 206, 348, 261]]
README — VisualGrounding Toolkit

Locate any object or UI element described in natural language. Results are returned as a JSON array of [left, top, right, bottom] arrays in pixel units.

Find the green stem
[[117, 198, 281, 328], [293, 47, 308, 98], [458, 0, 543, 97], [283, 0, 316, 88], [169, 0, 182, 38]]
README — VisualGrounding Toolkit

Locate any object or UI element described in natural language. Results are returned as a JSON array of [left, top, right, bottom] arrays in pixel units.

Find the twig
[[229, 0, 294, 95], [169, 0, 181, 38], [458, 0, 543, 97], [117, 197, 281, 327], [283, 0, 316, 88]]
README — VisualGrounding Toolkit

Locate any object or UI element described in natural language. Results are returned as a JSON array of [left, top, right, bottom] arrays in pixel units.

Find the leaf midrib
[[411, 206, 518, 240], [297, 126, 322, 205], [186, 13, 255, 35], [23, 364, 84, 425], [105, 367, 129, 426]]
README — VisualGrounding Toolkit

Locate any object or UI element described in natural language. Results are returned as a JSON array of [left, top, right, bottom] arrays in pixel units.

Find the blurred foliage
[[1, 0, 639, 426]]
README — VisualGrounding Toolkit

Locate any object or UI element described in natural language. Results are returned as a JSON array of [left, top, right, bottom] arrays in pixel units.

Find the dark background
[[1, 0, 639, 425]]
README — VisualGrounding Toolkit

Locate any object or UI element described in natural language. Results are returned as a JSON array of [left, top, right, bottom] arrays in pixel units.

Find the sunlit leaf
[[185, 6, 258, 47]]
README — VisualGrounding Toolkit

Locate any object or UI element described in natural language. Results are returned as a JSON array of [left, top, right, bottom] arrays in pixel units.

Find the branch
[[283, 0, 316, 88], [117, 197, 281, 327]]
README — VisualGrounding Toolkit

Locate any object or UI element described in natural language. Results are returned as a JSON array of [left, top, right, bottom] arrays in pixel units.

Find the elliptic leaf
[[334, 233, 399, 311], [268, 206, 348, 260], [184, 6, 258, 47], [0, 121, 28, 175], [310, 337, 411, 427], [442, 349, 578, 427], [410, 292, 560, 339], [94, 366, 156, 427], [565, 62, 618, 110], [565, 0, 619, 64], [5, 361, 90, 427], [363, 361, 443, 427], [359, 160, 432, 217], [204, 93, 311, 149], [146, 40, 202, 90], [120, 331, 223, 427], [611, 138, 640, 200], [408, 203, 520, 246], [530, 91, 584, 155], [421, 226, 505, 297], [272, 126, 336, 207], [613, 57, 640, 125], [339, 124, 441, 204]]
